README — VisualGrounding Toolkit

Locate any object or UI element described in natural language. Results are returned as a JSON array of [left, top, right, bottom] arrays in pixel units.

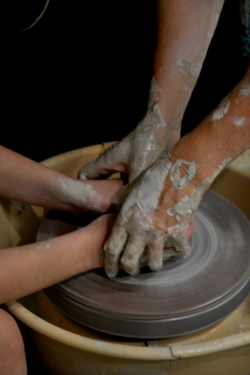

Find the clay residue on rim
[[6, 294, 250, 360]]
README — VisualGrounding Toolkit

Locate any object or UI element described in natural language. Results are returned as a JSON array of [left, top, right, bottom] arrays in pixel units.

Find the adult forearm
[[102, 68, 250, 277], [151, 0, 225, 123], [170, 68, 250, 184], [79, 1, 225, 184]]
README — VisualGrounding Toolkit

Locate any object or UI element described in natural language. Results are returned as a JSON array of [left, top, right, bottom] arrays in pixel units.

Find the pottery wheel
[[38, 190, 250, 339]]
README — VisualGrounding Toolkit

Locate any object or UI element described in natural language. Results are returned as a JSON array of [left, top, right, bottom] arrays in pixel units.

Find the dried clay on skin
[[164, 156, 233, 257], [239, 83, 250, 98], [177, 58, 202, 79], [148, 77, 163, 108], [232, 117, 245, 128], [36, 238, 57, 250], [170, 159, 197, 189], [177, 58, 203, 96], [210, 99, 231, 122], [120, 158, 173, 221], [54, 177, 104, 212]]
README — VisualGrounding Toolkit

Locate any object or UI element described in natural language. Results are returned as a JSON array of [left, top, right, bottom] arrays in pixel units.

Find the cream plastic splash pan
[[3, 144, 250, 375]]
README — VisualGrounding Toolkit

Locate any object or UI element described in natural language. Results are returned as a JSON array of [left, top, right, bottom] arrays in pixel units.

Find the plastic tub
[[4, 144, 250, 375]]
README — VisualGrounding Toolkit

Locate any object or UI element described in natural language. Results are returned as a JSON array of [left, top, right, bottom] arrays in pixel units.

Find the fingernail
[[105, 266, 118, 278], [79, 173, 87, 180], [182, 246, 191, 258], [149, 260, 163, 272]]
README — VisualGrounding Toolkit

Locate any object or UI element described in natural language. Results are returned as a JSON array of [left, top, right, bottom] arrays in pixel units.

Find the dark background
[[0, 0, 245, 162], [0, 3, 247, 372]]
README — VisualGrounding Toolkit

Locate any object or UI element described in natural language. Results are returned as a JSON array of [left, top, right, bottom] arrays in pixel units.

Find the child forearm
[[0, 214, 115, 304], [0, 146, 123, 214]]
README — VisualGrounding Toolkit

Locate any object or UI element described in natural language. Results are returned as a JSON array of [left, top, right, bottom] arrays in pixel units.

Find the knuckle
[[105, 243, 119, 256]]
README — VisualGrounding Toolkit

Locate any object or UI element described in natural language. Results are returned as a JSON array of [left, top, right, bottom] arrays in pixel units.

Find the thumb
[[79, 157, 108, 179], [79, 143, 128, 179]]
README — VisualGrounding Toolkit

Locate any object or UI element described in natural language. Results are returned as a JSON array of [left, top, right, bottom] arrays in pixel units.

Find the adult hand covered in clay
[[79, 0, 224, 182], [79, 102, 180, 183], [104, 65, 250, 277], [78, 0, 228, 277], [103, 152, 203, 277]]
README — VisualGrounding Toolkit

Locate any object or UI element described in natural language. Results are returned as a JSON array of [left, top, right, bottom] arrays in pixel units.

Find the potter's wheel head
[[38, 190, 250, 338]]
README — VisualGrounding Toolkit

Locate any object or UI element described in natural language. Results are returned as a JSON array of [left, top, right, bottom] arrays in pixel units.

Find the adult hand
[[103, 62, 250, 277], [78, 0, 224, 183], [79, 106, 180, 183], [103, 152, 205, 277]]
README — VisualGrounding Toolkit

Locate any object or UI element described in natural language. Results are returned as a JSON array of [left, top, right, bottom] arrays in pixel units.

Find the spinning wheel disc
[[40, 191, 250, 338]]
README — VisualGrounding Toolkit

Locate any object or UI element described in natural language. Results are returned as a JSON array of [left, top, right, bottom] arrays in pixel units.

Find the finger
[[117, 183, 134, 207], [186, 220, 195, 239], [169, 235, 191, 258], [165, 222, 194, 253], [120, 235, 146, 276], [79, 155, 116, 179], [79, 141, 128, 180], [162, 247, 179, 260], [104, 225, 128, 278], [147, 241, 164, 272]]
